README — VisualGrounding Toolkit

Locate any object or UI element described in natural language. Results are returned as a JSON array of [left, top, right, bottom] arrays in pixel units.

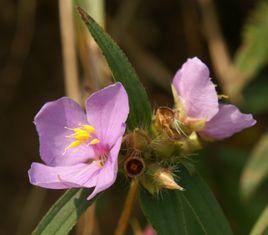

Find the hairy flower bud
[[154, 167, 184, 191], [140, 164, 184, 194], [126, 128, 151, 152], [151, 137, 178, 159]]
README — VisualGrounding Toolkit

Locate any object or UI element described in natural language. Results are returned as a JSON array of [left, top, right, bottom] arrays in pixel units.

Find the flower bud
[[151, 137, 178, 159], [126, 128, 150, 151], [155, 168, 184, 191], [140, 164, 184, 194]]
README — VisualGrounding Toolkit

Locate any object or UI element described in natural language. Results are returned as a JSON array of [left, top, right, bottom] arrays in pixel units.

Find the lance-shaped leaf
[[240, 133, 268, 199], [77, 7, 152, 129], [139, 168, 233, 235], [32, 188, 95, 235], [250, 205, 268, 235]]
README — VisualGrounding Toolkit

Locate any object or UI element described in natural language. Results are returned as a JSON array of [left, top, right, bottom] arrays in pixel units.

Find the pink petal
[[28, 162, 100, 189], [87, 136, 122, 200], [34, 97, 95, 167], [200, 104, 256, 140], [86, 83, 129, 147], [172, 57, 219, 121]]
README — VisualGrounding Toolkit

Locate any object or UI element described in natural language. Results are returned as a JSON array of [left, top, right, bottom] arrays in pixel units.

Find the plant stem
[[76, 203, 98, 235], [115, 180, 139, 235], [59, 0, 81, 103]]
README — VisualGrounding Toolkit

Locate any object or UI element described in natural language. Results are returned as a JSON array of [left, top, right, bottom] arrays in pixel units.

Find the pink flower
[[172, 57, 256, 140], [28, 83, 129, 200]]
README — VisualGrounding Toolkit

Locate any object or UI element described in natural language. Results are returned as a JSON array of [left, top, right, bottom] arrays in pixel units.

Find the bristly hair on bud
[[140, 164, 184, 194], [155, 168, 184, 191], [127, 128, 151, 151]]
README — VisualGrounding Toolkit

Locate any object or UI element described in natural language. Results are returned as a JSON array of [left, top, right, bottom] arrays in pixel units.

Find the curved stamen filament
[[89, 138, 100, 145], [82, 124, 96, 132], [63, 124, 100, 154]]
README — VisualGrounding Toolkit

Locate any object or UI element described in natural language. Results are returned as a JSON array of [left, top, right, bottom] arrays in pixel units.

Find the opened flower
[[172, 57, 256, 140], [28, 83, 129, 200]]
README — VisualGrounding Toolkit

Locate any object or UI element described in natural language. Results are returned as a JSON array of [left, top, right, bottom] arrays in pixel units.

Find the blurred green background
[[0, 0, 268, 234]]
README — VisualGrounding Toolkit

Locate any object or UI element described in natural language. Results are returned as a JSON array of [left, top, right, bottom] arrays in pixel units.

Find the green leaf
[[32, 188, 94, 235], [250, 205, 268, 235], [77, 7, 152, 129], [240, 133, 268, 199], [234, 1, 268, 80], [139, 168, 233, 235]]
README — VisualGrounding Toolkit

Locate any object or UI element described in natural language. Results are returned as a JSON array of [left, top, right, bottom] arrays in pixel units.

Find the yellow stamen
[[82, 125, 95, 133], [89, 138, 100, 145], [72, 130, 90, 141], [63, 140, 82, 154], [63, 124, 99, 154]]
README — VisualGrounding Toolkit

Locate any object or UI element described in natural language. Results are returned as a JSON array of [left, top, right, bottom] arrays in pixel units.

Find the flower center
[[93, 153, 108, 167], [63, 124, 100, 154]]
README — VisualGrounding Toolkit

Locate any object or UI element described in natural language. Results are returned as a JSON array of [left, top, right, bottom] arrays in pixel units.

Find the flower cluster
[[28, 58, 256, 199]]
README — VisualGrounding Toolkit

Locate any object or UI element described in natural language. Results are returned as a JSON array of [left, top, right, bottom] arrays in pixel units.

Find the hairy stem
[[115, 180, 139, 235]]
